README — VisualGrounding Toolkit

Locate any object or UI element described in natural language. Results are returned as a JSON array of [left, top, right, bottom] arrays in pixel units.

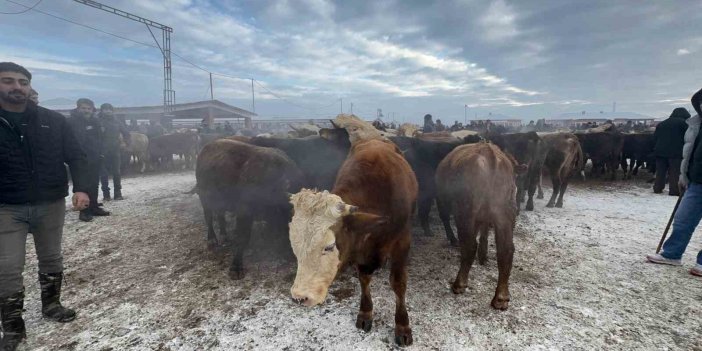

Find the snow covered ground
[[16, 171, 702, 350]]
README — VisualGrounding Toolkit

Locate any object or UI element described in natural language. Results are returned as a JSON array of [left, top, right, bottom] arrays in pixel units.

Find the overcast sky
[[1, 0, 700, 122]]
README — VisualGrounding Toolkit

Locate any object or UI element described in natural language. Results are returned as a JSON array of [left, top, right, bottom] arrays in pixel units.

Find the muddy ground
[[16, 171, 702, 350]]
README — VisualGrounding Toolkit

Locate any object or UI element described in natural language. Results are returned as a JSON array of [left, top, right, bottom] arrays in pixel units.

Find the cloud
[[677, 48, 691, 55], [478, 0, 519, 43]]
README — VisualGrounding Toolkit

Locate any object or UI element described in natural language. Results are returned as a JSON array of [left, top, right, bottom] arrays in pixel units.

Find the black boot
[[102, 191, 111, 201], [0, 289, 26, 351], [113, 190, 123, 201], [38, 273, 76, 323], [91, 207, 111, 216], [79, 209, 93, 222]]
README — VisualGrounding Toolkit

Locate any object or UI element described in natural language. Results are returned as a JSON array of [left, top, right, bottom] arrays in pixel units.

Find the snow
[[16, 171, 702, 350]]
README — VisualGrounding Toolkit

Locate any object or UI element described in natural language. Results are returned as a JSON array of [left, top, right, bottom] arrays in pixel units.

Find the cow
[[195, 139, 303, 279], [620, 133, 655, 178], [538, 133, 584, 208], [436, 142, 520, 310], [148, 133, 200, 170], [248, 128, 351, 190], [288, 138, 418, 346], [575, 131, 624, 180], [120, 132, 149, 173], [488, 132, 547, 211], [390, 135, 481, 246], [198, 132, 226, 150]]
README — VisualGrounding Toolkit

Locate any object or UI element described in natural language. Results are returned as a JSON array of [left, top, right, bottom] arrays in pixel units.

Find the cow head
[[288, 189, 384, 306]]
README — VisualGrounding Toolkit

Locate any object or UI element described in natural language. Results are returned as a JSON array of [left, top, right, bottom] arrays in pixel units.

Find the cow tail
[[575, 142, 585, 181]]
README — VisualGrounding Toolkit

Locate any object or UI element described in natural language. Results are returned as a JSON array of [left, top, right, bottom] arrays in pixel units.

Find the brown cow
[[539, 133, 584, 208], [288, 139, 418, 346], [196, 139, 303, 279], [436, 142, 521, 310]]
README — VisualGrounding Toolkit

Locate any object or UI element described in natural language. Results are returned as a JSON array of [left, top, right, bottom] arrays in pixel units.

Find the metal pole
[[340, 98, 343, 114], [464, 104, 467, 124], [209, 73, 214, 100], [350, 102, 353, 114], [251, 78, 255, 113]]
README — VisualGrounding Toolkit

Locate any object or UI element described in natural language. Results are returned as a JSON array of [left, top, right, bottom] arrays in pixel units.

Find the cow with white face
[[289, 189, 359, 306], [287, 138, 418, 347]]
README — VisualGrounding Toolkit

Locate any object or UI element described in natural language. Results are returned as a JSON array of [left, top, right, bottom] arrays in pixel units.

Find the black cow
[[576, 131, 625, 180], [390, 135, 482, 245], [487, 132, 548, 211], [620, 133, 655, 178], [249, 128, 351, 190]]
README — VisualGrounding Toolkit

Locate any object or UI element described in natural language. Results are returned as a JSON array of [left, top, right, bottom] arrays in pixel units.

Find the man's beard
[[0, 90, 28, 104]]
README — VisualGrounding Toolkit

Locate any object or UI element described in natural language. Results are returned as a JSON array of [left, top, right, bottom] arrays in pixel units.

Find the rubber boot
[[0, 289, 26, 351], [79, 209, 93, 222], [114, 190, 123, 201], [102, 191, 111, 202], [38, 273, 76, 323]]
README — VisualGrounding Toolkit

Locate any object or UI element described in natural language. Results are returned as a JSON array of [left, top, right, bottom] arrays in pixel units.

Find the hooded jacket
[[681, 89, 702, 187], [99, 113, 130, 154], [0, 103, 88, 204], [653, 108, 690, 159]]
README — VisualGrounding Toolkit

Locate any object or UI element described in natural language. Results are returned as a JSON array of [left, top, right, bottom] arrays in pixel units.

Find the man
[[653, 107, 690, 196], [28, 89, 38, 105], [0, 62, 88, 350], [68, 98, 110, 221], [98, 103, 130, 201], [647, 88, 702, 277], [422, 113, 435, 133]]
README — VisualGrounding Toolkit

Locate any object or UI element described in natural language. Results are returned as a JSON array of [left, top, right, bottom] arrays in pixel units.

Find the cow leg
[[632, 158, 641, 176], [201, 203, 218, 251], [229, 214, 253, 280], [536, 173, 544, 199], [620, 156, 629, 179], [492, 219, 514, 310], [355, 266, 374, 332], [452, 212, 478, 294], [417, 196, 433, 236], [546, 168, 560, 208], [217, 212, 228, 249], [390, 238, 412, 346], [526, 174, 538, 211], [477, 223, 489, 265], [556, 180, 569, 208], [436, 198, 458, 246]]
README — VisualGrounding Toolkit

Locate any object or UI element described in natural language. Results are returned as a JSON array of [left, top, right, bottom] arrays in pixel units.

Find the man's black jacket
[[654, 109, 690, 159], [0, 103, 89, 204], [67, 109, 103, 162], [100, 114, 130, 154]]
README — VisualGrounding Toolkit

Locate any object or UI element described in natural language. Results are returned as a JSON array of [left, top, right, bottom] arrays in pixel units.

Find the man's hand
[[678, 179, 688, 194], [72, 192, 90, 211]]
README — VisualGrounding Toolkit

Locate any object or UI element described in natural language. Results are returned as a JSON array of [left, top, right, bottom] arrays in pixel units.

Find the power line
[[0, 0, 42, 14], [5, 0, 340, 114]]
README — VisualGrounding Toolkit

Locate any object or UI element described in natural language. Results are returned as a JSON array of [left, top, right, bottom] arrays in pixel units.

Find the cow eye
[[323, 243, 336, 253]]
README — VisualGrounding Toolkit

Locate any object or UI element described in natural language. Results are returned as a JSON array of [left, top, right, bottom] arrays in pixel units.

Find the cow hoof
[[545, 202, 554, 208], [526, 204, 534, 211], [394, 326, 413, 347], [555, 202, 563, 208], [449, 239, 459, 247], [207, 241, 220, 252], [536, 194, 544, 199], [491, 295, 510, 310], [451, 283, 466, 294], [355, 313, 373, 332], [228, 269, 246, 280], [478, 257, 487, 265]]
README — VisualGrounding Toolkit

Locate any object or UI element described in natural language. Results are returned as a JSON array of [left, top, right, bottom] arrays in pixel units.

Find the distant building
[[548, 111, 655, 128], [56, 100, 256, 129]]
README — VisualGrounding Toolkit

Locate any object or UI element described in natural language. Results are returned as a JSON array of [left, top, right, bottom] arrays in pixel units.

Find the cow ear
[[343, 212, 388, 234]]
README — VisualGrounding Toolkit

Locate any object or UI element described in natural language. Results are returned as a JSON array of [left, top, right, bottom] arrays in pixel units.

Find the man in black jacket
[[68, 98, 110, 221], [0, 62, 89, 350], [98, 103, 130, 201], [653, 107, 691, 196]]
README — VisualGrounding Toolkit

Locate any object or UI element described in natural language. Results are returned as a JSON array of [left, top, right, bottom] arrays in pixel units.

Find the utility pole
[[74, 0, 174, 115], [464, 104, 467, 124], [251, 79, 255, 113], [209, 73, 214, 100], [340, 98, 343, 114], [350, 102, 353, 114]]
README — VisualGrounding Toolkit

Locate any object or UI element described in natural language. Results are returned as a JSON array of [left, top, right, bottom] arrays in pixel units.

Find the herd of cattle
[[155, 114, 654, 347]]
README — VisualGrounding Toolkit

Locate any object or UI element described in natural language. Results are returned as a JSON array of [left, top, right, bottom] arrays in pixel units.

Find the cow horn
[[336, 202, 358, 215], [330, 120, 341, 129]]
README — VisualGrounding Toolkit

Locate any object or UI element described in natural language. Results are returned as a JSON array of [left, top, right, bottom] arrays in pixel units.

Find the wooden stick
[[656, 195, 683, 253]]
